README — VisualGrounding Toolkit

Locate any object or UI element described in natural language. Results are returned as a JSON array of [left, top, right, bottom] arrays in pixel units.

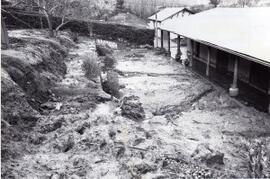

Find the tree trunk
[[44, 12, 54, 37], [1, 19, 9, 49]]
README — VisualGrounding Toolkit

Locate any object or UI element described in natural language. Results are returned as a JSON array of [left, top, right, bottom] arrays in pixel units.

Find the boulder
[[120, 95, 145, 122], [191, 143, 224, 166]]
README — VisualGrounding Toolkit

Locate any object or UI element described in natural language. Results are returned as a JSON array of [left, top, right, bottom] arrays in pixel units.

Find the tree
[[36, 0, 74, 37], [1, 18, 10, 49], [11, 0, 80, 37], [209, 0, 221, 7]]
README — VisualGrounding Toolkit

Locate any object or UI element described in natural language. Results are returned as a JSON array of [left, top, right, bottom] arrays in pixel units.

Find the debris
[[191, 143, 224, 166], [40, 102, 56, 110], [55, 102, 62, 110], [120, 95, 145, 121], [128, 146, 147, 152], [62, 135, 75, 153], [116, 146, 125, 158], [132, 138, 145, 146]]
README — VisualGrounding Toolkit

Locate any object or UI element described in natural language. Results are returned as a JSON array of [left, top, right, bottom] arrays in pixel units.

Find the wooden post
[[161, 29, 164, 49], [167, 31, 171, 56], [177, 35, 181, 54], [229, 56, 239, 96], [175, 35, 181, 61], [189, 40, 194, 67], [268, 76, 270, 113], [155, 13, 158, 48], [206, 46, 211, 77]]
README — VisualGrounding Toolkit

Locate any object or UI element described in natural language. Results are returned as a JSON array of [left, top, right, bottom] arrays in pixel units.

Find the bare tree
[[36, 0, 75, 37], [10, 0, 79, 37], [209, 0, 221, 7], [237, 0, 260, 7]]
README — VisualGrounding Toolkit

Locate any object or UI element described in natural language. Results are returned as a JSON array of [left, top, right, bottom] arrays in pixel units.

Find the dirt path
[[4, 38, 270, 179]]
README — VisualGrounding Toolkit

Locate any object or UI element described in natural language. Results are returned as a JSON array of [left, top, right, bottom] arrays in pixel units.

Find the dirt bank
[[1, 29, 74, 175]]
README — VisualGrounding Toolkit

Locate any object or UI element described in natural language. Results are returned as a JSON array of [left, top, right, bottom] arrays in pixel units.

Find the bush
[[102, 55, 116, 71], [101, 71, 120, 98], [82, 56, 100, 80], [96, 44, 113, 56]]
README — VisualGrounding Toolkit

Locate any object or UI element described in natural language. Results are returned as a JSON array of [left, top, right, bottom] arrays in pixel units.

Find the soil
[[1, 33, 270, 178]]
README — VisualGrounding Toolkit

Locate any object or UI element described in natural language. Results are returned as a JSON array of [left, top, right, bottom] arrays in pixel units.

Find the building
[[148, 7, 193, 28], [148, 7, 193, 55], [159, 7, 270, 113]]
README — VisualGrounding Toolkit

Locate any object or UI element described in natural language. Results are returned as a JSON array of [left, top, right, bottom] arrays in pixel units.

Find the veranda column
[[229, 56, 239, 96], [167, 31, 171, 57], [268, 77, 270, 113], [189, 40, 194, 67], [160, 29, 164, 49], [175, 35, 181, 61], [206, 46, 211, 77]]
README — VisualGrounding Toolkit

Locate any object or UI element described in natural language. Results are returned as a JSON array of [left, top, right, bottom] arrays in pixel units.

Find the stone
[[120, 95, 145, 122], [191, 143, 224, 166]]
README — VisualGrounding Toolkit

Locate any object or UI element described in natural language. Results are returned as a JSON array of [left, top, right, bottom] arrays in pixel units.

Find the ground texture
[[1, 33, 270, 178]]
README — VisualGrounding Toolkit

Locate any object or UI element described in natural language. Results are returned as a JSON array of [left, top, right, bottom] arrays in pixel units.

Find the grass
[[82, 55, 101, 80]]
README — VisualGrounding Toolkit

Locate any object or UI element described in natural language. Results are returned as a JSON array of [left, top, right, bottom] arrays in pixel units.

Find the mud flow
[[1, 31, 270, 178]]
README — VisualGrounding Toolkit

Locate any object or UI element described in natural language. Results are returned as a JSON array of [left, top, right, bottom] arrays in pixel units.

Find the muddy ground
[[1, 33, 270, 178]]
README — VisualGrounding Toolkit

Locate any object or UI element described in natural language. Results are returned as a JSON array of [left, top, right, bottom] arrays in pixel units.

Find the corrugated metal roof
[[148, 7, 187, 22], [160, 7, 270, 65]]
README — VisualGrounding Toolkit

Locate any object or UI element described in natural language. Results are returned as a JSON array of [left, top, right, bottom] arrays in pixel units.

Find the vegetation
[[209, 0, 220, 7], [82, 55, 101, 80], [6, 0, 116, 37], [101, 71, 120, 98]]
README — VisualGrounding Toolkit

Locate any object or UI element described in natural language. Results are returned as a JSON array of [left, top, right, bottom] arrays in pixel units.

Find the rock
[[140, 44, 152, 49], [108, 129, 116, 139], [204, 151, 224, 166], [120, 95, 145, 122], [96, 44, 113, 56], [133, 138, 145, 146], [191, 143, 224, 166], [62, 135, 75, 153], [116, 146, 125, 158], [40, 102, 56, 110], [133, 162, 156, 175], [39, 118, 64, 134]]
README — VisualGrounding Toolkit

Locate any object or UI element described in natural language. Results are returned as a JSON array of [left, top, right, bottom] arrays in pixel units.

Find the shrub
[[102, 55, 116, 71], [82, 56, 100, 80], [101, 71, 120, 98], [96, 44, 113, 56]]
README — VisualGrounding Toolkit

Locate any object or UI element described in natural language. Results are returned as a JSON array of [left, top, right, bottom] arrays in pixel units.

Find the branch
[[2, 9, 34, 29], [55, 17, 70, 32]]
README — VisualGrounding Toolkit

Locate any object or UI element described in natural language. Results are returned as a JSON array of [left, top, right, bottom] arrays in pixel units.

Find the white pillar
[[229, 56, 239, 96]]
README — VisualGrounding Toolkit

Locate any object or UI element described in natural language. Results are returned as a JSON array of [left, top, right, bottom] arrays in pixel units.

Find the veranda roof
[[148, 7, 188, 22], [160, 7, 270, 66]]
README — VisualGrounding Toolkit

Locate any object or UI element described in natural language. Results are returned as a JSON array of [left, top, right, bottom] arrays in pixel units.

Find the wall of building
[[187, 39, 270, 112]]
